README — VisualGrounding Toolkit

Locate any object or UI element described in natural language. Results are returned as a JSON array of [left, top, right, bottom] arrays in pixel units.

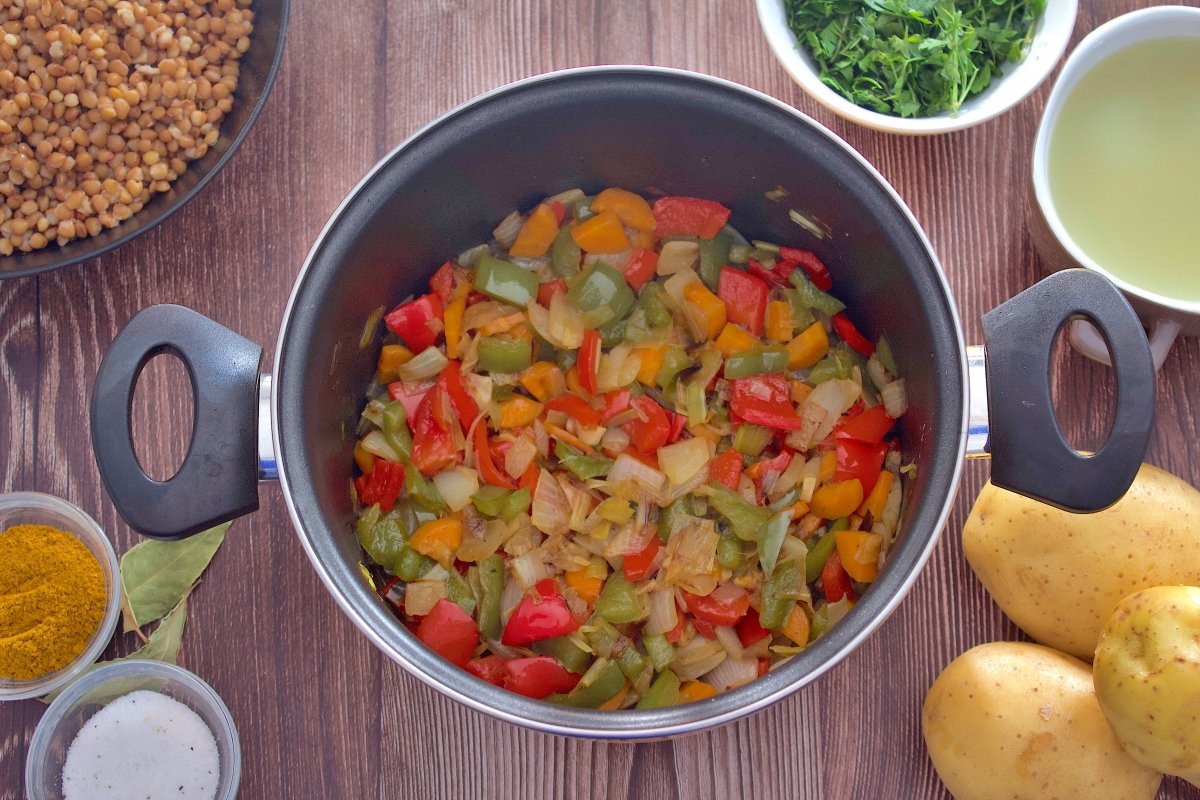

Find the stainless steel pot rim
[[271, 65, 970, 739]]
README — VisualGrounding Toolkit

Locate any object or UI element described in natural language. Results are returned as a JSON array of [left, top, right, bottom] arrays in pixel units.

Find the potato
[[1093, 585, 1200, 786], [922, 642, 1161, 800], [963, 463, 1200, 659]]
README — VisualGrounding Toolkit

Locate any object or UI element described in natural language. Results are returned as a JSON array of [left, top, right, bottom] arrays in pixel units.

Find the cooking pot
[[89, 67, 1155, 739]]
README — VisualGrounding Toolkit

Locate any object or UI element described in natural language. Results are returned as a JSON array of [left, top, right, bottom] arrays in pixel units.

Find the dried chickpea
[[0, 0, 254, 256]]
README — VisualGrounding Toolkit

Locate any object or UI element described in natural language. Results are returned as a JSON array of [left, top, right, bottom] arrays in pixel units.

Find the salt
[[62, 689, 220, 800]]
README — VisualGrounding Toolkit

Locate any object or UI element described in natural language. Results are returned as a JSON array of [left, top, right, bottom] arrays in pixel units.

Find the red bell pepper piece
[[537, 278, 567, 307], [409, 387, 462, 476], [502, 657, 582, 699], [384, 293, 444, 352], [821, 551, 856, 603], [549, 201, 566, 225], [746, 449, 792, 482], [438, 360, 479, 432], [474, 423, 517, 490], [353, 458, 405, 512], [666, 412, 688, 444], [518, 462, 539, 494], [717, 267, 768, 336], [429, 260, 456, 304], [546, 394, 602, 428], [708, 449, 743, 490], [651, 196, 732, 240], [466, 654, 506, 685], [387, 381, 432, 419], [757, 658, 770, 677], [622, 248, 659, 291], [835, 404, 894, 444], [681, 589, 751, 627], [832, 312, 874, 357], [622, 395, 671, 455], [691, 615, 717, 640], [501, 579, 579, 646], [736, 607, 771, 647], [623, 536, 661, 581], [835, 438, 887, 496], [599, 388, 631, 424], [747, 258, 788, 289], [729, 376, 803, 431], [579, 328, 601, 396], [778, 247, 832, 291], [416, 598, 478, 669]]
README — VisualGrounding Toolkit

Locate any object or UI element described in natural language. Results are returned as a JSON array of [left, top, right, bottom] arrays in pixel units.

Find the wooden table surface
[[3, 0, 1199, 797]]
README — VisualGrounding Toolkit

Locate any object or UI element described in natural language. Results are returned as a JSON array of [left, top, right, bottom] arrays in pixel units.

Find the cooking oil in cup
[[1047, 36, 1200, 302]]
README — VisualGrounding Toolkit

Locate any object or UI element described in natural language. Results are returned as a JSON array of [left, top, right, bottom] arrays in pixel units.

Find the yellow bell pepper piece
[[810, 479, 864, 520], [565, 563, 606, 605], [858, 470, 894, 521], [509, 203, 559, 258], [764, 300, 793, 342], [571, 209, 631, 253], [783, 605, 811, 647], [835, 530, 883, 582], [634, 344, 666, 386], [714, 322, 758, 356], [409, 518, 464, 565], [353, 441, 376, 475], [683, 280, 727, 341], [376, 344, 414, 383], [818, 451, 837, 482], [479, 311, 526, 336], [564, 365, 585, 396], [678, 680, 720, 702], [519, 361, 566, 402], [590, 187, 656, 231], [787, 321, 829, 369], [497, 396, 544, 428], [443, 297, 468, 360]]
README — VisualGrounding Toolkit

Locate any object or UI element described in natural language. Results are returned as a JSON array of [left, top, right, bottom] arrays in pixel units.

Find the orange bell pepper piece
[[683, 280, 726, 341], [570, 209, 631, 254], [634, 344, 666, 386], [818, 450, 837, 482], [590, 187, 656, 231], [497, 396, 543, 428], [787, 322, 829, 369], [810, 479, 864, 520], [509, 203, 560, 258], [565, 566, 605, 605], [783, 605, 811, 646], [443, 293, 469, 359], [376, 344, 413, 383], [678, 680, 719, 702], [409, 518, 464, 565], [835, 530, 883, 582], [519, 361, 566, 403], [858, 470, 894, 521], [764, 300, 793, 343], [714, 322, 758, 356]]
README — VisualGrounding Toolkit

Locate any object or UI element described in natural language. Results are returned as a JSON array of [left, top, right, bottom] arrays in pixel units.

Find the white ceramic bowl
[[0, 493, 121, 701], [1030, 5, 1200, 371], [756, 0, 1078, 134], [25, 660, 242, 800]]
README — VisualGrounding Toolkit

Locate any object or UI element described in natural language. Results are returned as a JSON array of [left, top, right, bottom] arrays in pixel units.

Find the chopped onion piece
[[403, 580, 447, 617], [548, 291, 585, 349], [797, 378, 860, 447], [645, 589, 679, 635], [608, 454, 669, 499], [457, 518, 510, 563], [531, 468, 571, 536], [713, 625, 745, 661], [661, 520, 719, 596], [672, 636, 727, 682], [397, 346, 449, 382], [360, 430, 401, 463], [504, 434, 538, 479], [463, 373, 493, 416], [600, 426, 630, 457], [657, 437, 712, 488], [498, 577, 525, 624], [770, 450, 809, 499], [881, 378, 908, 419], [493, 210, 523, 247], [510, 552, 549, 590], [657, 240, 700, 275], [703, 654, 759, 692], [866, 355, 892, 394], [432, 466, 479, 512]]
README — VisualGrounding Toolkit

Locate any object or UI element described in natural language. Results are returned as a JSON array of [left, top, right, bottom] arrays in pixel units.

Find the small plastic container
[[25, 660, 242, 800], [0, 492, 121, 701]]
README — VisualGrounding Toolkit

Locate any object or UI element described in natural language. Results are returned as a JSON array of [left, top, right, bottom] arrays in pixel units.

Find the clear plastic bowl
[[25, 660, 242, 800], [0, 492, 121, 701]]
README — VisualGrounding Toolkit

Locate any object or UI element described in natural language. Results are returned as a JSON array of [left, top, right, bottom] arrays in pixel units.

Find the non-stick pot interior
[[276, 68, 965, 736]]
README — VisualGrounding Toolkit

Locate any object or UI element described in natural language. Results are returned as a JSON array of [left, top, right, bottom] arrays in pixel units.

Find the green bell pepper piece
[[875, 334, 897, 375], [614, 641, 650, 686], [404, 463, 448, 515], [656, 345, 694, 394], [597, 314, 629, 349], [716, 527, 745, 571], [808, 347, 858, 384], [642, 633, 674, 672], [732, 423, 771, 457], [381, 400, 412, 461], [757, 508, 793, 576], [446, 572, 477, 616], [810, 604, 832, 640], [550, 225, 582, 278], [783, 288, 817, 332], [635, 669, 680, 709], [477, 336, 532, 373], [709, 485, 772, 541], [534, 635, 593, 675], [595, 570, 647, 625], [356, 507, 406, 572], [760, 559, 804, 630], [657, 495, 695, 542], [788, 269, 845, 316], [805, 518, 848, 582], [471, 486, 530, 523], [584, 616, 621, 659], [555, 441, 614, 480], [567, 263, 636, 327], [476, 254, 538, 307], [476, 554, 504, 640], [698, 230, 733, 291], [724, 346, 790, 379], [639, 282, 673, 329], [769, 487, 803, 513], [549, 660, 624, 708]]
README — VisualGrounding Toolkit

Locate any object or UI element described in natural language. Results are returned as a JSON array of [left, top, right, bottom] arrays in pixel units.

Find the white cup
[[1029, 5, 1200, 371]]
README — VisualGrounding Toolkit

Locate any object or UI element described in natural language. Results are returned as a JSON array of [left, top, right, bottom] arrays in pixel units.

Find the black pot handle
[[981, 269, 1155, 512], [91, 305, 262, 539]]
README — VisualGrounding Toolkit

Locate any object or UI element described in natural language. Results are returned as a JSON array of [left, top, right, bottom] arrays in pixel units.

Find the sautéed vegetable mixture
[[353, 188, 908, 707]]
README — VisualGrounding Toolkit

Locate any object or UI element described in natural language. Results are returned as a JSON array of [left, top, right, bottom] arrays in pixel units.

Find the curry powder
[[0, 524, 107, 680]]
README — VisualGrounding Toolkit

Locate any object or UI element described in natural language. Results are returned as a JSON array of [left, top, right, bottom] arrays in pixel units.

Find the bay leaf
[[120, 521, 230, 634]]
